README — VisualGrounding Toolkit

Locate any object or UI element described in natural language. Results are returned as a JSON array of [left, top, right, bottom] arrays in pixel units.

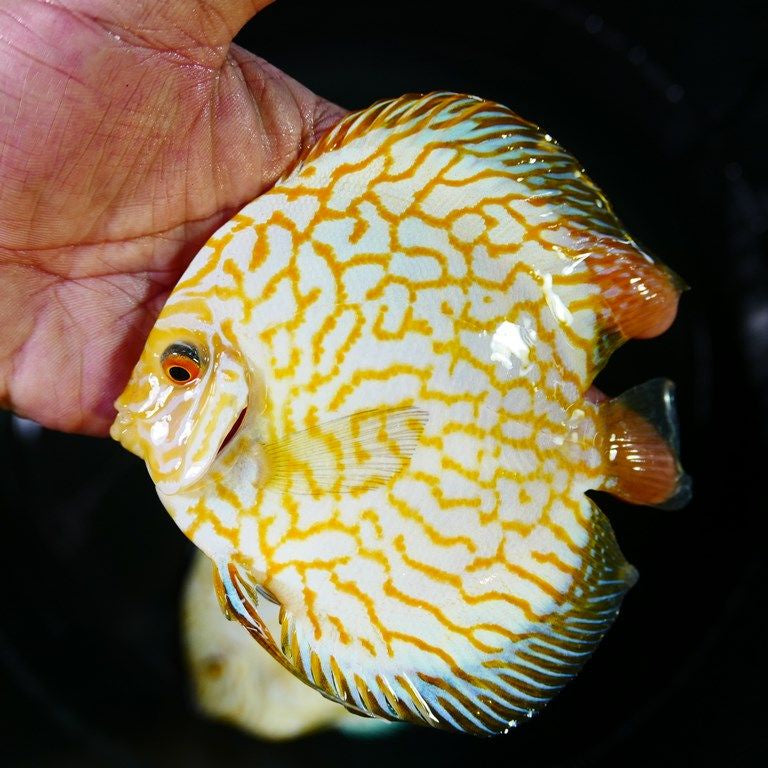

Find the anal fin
[[598, 378, 691, 509], [269, 498, 639, 736]]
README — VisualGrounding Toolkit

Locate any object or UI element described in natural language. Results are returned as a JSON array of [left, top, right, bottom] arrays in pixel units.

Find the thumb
[[84, 0, 274, 65]]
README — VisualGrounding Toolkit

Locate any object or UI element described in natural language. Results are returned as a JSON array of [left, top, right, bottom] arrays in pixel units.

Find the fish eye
[[161, 342, 202, 385]]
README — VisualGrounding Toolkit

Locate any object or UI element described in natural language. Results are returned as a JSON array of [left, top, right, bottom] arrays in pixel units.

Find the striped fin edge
[[274, 504, 636, 736]]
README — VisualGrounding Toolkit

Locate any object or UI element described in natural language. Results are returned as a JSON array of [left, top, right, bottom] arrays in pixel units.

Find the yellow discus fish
[[111, 93, 690, 735]]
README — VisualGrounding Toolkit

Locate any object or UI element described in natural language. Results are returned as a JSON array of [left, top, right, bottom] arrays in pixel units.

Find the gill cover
[[111, 325, 249, 495]]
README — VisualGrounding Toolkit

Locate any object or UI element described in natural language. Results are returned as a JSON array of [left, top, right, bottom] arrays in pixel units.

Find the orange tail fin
[[598, 379, 691, 509]]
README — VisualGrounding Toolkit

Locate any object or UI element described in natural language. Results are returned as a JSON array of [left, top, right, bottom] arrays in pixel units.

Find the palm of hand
[[0, 1, 343, 434]]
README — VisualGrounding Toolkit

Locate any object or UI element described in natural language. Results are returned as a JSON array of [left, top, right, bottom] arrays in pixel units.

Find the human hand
[[0, 0, 345, 435]]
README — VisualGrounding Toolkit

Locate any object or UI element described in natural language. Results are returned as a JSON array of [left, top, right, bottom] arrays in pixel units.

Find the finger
[[220, 46, 347, 193], [67, 0, 275, 65]]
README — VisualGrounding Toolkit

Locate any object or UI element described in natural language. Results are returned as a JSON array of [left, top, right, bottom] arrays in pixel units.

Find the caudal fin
[[598, 379, 691, 509]]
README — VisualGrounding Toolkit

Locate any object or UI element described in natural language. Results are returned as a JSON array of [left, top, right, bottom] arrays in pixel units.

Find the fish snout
[[109, 407, 145, 460]]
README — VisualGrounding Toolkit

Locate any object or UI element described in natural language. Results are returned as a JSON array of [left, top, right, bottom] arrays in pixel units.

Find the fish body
[[112, 94, 689, 735]]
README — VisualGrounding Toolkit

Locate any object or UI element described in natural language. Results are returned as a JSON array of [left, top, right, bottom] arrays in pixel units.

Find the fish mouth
[[216, 406, 248, 457], [109, 409, 145, 460]]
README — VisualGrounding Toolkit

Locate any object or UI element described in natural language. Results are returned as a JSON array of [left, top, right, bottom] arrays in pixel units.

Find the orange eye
[[161, 342, 202, 385]]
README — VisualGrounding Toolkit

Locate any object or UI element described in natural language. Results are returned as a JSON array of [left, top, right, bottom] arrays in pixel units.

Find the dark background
[[2, 0, 766, 765]]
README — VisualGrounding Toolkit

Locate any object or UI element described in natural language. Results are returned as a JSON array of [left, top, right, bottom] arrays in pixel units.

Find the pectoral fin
[[263, 406, 429, 495]]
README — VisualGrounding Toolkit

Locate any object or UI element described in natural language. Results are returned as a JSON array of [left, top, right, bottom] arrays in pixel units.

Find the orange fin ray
[[598, 379, 691, 509]]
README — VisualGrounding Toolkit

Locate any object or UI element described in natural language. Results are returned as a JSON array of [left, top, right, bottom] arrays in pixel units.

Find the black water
[[1, 1, 765, 766]]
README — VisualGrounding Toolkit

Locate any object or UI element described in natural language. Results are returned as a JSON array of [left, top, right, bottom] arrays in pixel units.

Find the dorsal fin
[[299, 92, 630, 241]]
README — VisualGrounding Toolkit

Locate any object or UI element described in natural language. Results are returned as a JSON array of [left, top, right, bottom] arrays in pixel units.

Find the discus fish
[[111, 93, 690, 735]]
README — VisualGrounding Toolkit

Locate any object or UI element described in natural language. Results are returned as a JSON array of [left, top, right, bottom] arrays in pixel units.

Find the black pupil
[[168, 365, 191, 382]]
